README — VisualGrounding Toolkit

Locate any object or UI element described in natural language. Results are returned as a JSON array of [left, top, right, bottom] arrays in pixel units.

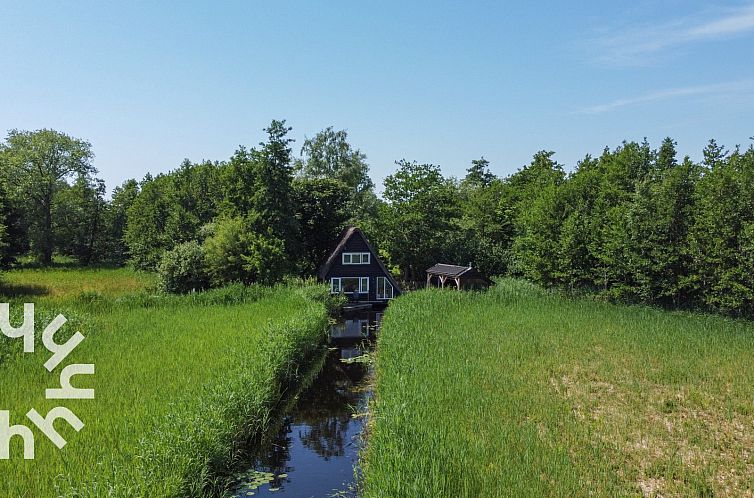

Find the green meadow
[[0, 268, 329, 497], [363, 279, 754, 497], [0, 266, 158, 301]]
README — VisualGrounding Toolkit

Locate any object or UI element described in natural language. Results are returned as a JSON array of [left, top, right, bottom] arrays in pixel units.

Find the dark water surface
[[228, 311, 381, 498]]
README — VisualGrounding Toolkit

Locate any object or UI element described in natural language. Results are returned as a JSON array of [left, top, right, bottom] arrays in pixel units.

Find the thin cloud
[[687, 4, 754, 37], [580, 80, 754, 114], [593, 3, 754, 65]]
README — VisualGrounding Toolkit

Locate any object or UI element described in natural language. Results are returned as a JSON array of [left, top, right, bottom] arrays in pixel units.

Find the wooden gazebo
[[426, 264, 492, 290]]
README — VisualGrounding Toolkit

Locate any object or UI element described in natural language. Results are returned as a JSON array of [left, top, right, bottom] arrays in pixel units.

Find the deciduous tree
[[1, 129, 96, 264], [379, 160, 459, 282]]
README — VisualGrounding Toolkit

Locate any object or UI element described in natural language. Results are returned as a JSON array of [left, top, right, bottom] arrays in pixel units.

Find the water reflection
[[329, 311, 382, 341], [228, 310, 380, 498]]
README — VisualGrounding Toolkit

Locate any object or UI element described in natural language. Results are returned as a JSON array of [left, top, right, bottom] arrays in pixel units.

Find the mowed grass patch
[[0, 283, 329, 497], [0, 267, 157, 301], [363, 279, 754, 497]]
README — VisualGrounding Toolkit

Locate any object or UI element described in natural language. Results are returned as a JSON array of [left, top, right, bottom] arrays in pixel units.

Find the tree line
[[1, 125, 753, 316], [0, 123, 375, 290]]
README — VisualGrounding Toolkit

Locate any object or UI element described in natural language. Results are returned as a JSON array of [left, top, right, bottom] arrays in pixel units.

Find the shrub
[[158, 241, 209, 293], [203, 217, 251, 285], [203, 216, 288, 286], [243, 230, 287, 285]]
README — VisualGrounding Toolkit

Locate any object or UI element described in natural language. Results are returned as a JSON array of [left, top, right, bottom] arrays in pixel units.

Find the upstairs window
[[342, 252, 371, 265]]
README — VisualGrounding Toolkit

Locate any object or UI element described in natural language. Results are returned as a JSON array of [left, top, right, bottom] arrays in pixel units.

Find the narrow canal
[[227, 309, 382, 498]]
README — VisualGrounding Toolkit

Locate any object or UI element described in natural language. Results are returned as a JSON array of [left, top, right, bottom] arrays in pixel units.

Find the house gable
[[319, 227, 401, 301]]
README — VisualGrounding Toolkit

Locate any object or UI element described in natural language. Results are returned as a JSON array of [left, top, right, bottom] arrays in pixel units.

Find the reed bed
[[363, 279, 754, 497], [0, 269, 329, 497]]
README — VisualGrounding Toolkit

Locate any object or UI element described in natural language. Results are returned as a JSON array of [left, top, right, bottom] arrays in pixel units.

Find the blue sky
[[2, 1, 754, 194]]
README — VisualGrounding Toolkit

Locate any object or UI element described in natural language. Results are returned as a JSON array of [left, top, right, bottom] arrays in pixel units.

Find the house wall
[[323, 234, 397, 301]]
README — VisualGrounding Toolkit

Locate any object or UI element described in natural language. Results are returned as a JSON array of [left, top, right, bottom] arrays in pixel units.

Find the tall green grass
[[0, 274, 329, 497], [0, 268, 157, 368], [363, 279, 754, 497]]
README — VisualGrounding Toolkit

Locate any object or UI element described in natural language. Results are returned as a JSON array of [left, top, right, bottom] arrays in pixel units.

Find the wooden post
[[426, 273, 432, 288], [439, 275, 447, 288], [455, 277, 461, 290]]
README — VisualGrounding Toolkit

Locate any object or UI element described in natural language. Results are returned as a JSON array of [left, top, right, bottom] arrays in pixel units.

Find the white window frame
[[342, 252, 371, 265], [376, 276, 394, 300], [330, 277, 369, 294], [331, 278, 341, 294]]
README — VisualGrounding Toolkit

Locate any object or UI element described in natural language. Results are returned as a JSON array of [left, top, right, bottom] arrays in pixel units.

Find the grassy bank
[[0, 269, 329, 497], [363, 279, 754, 497]]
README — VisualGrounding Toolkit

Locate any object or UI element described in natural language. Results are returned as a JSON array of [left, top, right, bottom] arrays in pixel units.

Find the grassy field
[[0, 269, 329, 497], [363, 279, 754, 497], [0, 266, 158, 301]]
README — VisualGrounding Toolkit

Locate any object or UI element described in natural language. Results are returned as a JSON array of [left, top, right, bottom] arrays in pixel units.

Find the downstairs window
[[331, 277, 369, 294]]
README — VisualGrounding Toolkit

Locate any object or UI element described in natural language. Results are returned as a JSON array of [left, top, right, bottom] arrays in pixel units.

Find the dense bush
[[242, 229, 287, 285], [157, 241, 209, 293], [203, 216, 256, 285], [203, 216, 287, 286]]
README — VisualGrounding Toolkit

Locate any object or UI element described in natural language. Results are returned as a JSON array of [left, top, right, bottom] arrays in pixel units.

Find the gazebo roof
[[426, 264, 474, 278]]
